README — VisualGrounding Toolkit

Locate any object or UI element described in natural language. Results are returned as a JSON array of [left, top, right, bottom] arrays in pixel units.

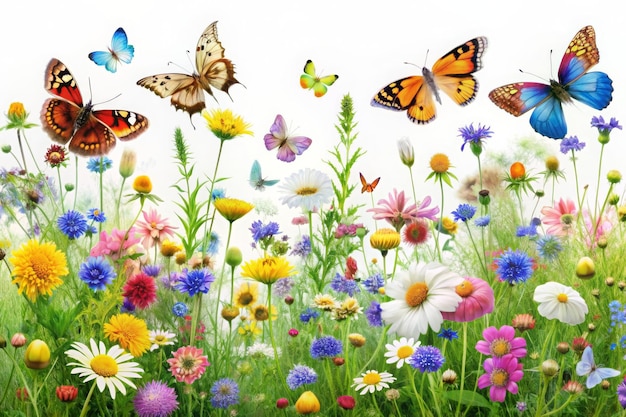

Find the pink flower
[[540, 198, 576, 236], [415, 196, 439, 221], [475, 325, 527, 358], [477, 354, 524, 402], [367, 189, 419, 231], [582, 206, 615, 248], [167, 346, 209, 384], [90, 227, 141, 260], [442, 277, 494, 322], [135, 208, 177, 249]]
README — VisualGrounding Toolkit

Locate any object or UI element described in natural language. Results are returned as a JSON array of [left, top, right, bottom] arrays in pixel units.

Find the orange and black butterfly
[[41, 58, 148, 156], [371, 37, 487, 124], [360, 173, 380, 193]]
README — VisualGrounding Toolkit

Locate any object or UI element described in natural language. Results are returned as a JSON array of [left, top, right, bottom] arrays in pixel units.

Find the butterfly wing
[[360, 173, 380, 193], [300, 60, 338, 97], [372, 75, 438, 124], [137, 73, 206, 116], [250, 160, 278, 190], [432, 37, 488, 106], [196, 21, 240, 98], [89, 28, 134, 73]]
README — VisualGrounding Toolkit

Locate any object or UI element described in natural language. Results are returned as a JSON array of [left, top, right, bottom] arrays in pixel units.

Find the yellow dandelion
[[10, 239, 68, 302], [214, 198, 254, 223], [369, 228, 401, 251], [234, 282, 259, 309], [103, 313, 151, 357], [161, 239, 183, 257], [202, 108, 253, 141], [240, 256, 295, 285]]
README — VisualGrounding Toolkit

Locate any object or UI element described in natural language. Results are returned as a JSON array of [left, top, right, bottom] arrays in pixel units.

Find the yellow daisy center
[[490, 369, 508, 387], [238, 292, 254, 306], [90, 354, 118, 377], [430, 153, 451, 173], [455, 280, 474, 298], [363, 372, 382, 385], [153, 335, 167, 345], [296, 186, 318, 196], [557, 293, 568, 303], [397, 345, 414, 359], [405, 282, 428, 307], [490, 339, 511, 357]]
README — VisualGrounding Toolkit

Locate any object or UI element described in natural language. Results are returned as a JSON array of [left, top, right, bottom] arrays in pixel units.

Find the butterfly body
[[359, 173, 380, 193], [89, 28, 134, 73], [137, 21, 240, 117], [300, 60, 338, 97], [372, 37, 487, 124], [41, 58, 148, 156], [250, 160, 279, 191], [264, 115, 312, 162], [489, 26, 613, 139]]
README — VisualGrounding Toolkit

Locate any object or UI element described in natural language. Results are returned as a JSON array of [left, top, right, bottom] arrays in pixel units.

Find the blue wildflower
[[536, 235, 563, 261], [516, 224, 538, 238], [560, 136, 586, 154], [177, 268, 215, 297], [273, 278, 295, 297], [310, 336, 343, 359], [363, 273, 384, 294], [474, 215, 490, 227], [286, 364, 318, 390], [591, 115, 622, 133], [458, 123, 493, 152], [408, 345, 445, 373], [86, 156, 113, 173], [85, 225, 98, 237], [250, 220, 281, 242], [57, 209, 88, 239], [300, 307, 320, 323], [207, 231, 220, 255], [290, 235, 311, 257], [495, 249, 534, 284], [78, 256, 116, 291], [330, 273, 360, 296], [210, 378, 239, 409], [87, 208, 106, 223], [437, 328, 458, 341], [121, 298, 136, 313], [142, 265, 161, 277], [365, 301, 384, 327], [451, 203, 477, 222], [211, 187, 226, 201], [172, 302, 189, 317]]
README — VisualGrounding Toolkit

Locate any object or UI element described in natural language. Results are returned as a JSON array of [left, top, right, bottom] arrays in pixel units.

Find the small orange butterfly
[[360, 173, 380, 193], [372, 37, 487, 124], [41, 58, 149, 156]]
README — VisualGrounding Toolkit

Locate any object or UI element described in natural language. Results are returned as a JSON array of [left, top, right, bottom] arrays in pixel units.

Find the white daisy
[[65, 339, 143, 399], [352, 370, 396, 395], [533, 281, 588, 325], [384, 337, 421, 368], [381, 262, 463, 337], [246, 342, 281, 359], [148, 329, 177, 351], [279, 168, 333, 212]]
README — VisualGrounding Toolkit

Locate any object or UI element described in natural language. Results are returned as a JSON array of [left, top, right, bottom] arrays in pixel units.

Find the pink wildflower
[[442, 277, 494, 322], [540, 198, 576, 236], [135, 208, 177, 249], [167, 346, 209, 384], [477, 354, 524, 402], [90, 227, 141, 260], [475, 325, 527, 358]]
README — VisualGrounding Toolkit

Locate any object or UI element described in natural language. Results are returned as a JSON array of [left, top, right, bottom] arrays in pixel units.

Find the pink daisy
[[442, 276, 494, 322], [477, 354, 524, 402], [167, 346, 209, 384], [367, 189, 419, 231], [475, 325, 527, 358], [135, 208, 177, 249], [540, 198, 576, 236], [90, 227, 141, 260]]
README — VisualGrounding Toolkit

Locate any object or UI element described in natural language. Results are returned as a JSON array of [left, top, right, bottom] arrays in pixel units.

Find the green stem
[[78, 381, 97, 417], [454, 322, 468, 417]]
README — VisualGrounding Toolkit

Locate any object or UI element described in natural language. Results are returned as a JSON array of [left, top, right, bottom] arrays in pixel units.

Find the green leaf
[[443, 390, 493, 409]]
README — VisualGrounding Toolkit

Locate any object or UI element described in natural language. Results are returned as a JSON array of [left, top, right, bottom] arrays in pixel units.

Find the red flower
[[122, 272, 157, 309], [403, 218, 430, 246], [44, 144, 67, 167], [56, 385, 78, 402], [345, 256, 358, 279], [337, 395, 356, 409]]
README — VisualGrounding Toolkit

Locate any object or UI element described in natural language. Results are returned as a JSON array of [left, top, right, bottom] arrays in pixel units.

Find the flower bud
[[609, 193, 620, 206], [24, 339, 50, 369], [64, 183, 75, 192], [119, 149, 137, 179], [601, 380, 611, 390], [556, 342, 570, 354], [385, 388, 400, 401], [535, 189, 545, 198], [295, 391, 320, 414], [56, 385, 78, 402], [276, 398, 289, 409], [545, 155, 559, 171], [597, 237, 608, 249], [541, 359, 559, 377], [284, 295, 295, 305], [348, 333, 366, 348], [510, 162, 526, 179], [397, 137, 414, 168], [132, 175, 152, 194], [588, 323, 596, 332], [618, 206, 626, 222], [591, 288, 600, 298], [442, 369, 458, 384], [607, 170, 622, 184], [478, 189, 491, 206], [16, 387, 29, 401], [337, 395, 356, 410], [369, 228, 400, 252], [1, 145, 11, 153], [11, 333, 26, 348], [575, 257, 595, 279], [225, 247, 243, 268], [0, 335, 6, 349], [288, 328, 299, 337], [606, 277, 615, 287], [332, 357, 345, 366], [221, 305, 240, 322]]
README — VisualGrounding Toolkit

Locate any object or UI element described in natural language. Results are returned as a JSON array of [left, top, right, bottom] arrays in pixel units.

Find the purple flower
[[176, 268, 215, 297], [87, 208, 106, 223], [210, 378, 239, 409], [365, 301, 384, 327], [618, 380, 626, 408], [458, 123, 493, 151], [310, 336, 343, 359], [451, 203, 477, 222], [474, 215, 490, 227], [142, 265, 161, 277], [290, 235, 311, 257], [273, 278, 295, 297], [330, 273, 360, 296], [408, 345, 445, 372], [134, 380, 179, 417], [286, 364, 318, 390], [363, 273, 384, 294], [250, 220, 281, 242], [300, 307, 320, 323], [591, 115, 622, 133], [560, 136, 586, 154]]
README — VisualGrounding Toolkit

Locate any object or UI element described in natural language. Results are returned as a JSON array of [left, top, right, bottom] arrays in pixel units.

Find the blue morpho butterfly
[[89, 28, 134, 73], [249, 160, 279, 191], [489, 25, 613, 139]]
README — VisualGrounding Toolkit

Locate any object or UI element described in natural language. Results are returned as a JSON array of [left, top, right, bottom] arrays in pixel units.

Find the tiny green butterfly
[[299, 60, 338, 97]]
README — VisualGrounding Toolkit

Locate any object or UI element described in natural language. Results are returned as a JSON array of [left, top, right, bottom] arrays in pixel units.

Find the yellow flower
[[240, 256, 295, 285], [441, 216, 458, 235], [369, 228, 401, 251], [214, 198, 254, 223], [10, 239, 68, 301], [161, 239, 183, 257], [133, 175, 153, 194], [295, 391, 321, 414], [202, 108, 253, 140], [24, 339, 51, 369], [4, 102, 35, 130], [238, 320, 262, 338], [103, 313, 151, 357], [250, 304, 278, 322], [234, 282, 259, 309], [429, 153, 451, 173]]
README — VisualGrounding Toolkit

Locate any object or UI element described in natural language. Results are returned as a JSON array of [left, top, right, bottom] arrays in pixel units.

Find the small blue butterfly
[[250, 160, 279, 191], [575, 346, 620, 388], [89, 28, 134, 73], [489, 26, 613, 139]]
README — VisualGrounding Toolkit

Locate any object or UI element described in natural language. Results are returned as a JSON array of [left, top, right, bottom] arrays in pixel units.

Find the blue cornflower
[[250, 220, 281, 242], [300, 307, 320, 323], [211, 187, 226, 201], [365, 301, 384, 327], [560, 136, 586, 154], [290, 235, 311, 257], [286, 364, 318, 390], [451, 203, 477, 222], [310, 336, 343, 359], [58, 209, 88, 239], [591, 115, 622, 133], [536, 235, 563, 261], [210, 378, 239, 409], [516, 224, 538, 238], [609, 300, 626, 329], [78, 256, 116, 291], [273, 277, 295, 298], [330, 273, 360, 296], [207, 231, 220, 255], [86, 156, 113, 173], [172, 302, 189, 317], [474, 215, 490, 227], [87, 208, 106, 223], [121, 298, 136, 313], [437, 328, 458, 341], [177, 268, 215, 297], [408, 345, 445, 373], [458, 123, 493, 152], [142, 264, 161, 277], [494, 249, 534, 284], [363, 273, 384, 294], [85, 225, 98, 237]]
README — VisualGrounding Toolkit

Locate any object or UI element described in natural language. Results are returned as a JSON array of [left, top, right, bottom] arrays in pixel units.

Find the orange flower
[[509, 162, 526, 180]]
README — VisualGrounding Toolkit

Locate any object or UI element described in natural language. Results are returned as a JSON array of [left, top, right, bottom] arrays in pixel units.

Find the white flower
[[65, 339, 143, 399], [149, 329, 177, 351], [352, 370, 396, 395], [381, 262, 463, 337], [533, 281, 588, 325], [246, 342, 280, 359], [384, 337, 421, 368], [279, 168, 333, 212]]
